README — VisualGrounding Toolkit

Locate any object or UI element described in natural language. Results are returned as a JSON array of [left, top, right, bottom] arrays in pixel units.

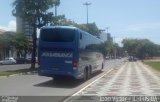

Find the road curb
[[63, 60, 126, 102], [63, 68, 114, 102], [0, 76, 7, 79], [0, 71, 37, 79]]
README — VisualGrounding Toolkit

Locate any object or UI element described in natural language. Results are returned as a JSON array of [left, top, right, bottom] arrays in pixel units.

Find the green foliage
[[12, 0, 59, 68], [51, 15, 66, 25], [0, 68, 36, 76], [13, 33, 31, 57], [122, 38, 160, 59], [51, 16, 101, 37], [144, 61, 160, 71], [78, 23, 101, 37], [12, 0, 58, 27], [85, 40, 122, 58], [0, 32, 15, 50], [53, 0, 60, 6], [158, 46, 160, 56], [86, 43, 107, 56], [0, 32, 31, 57]]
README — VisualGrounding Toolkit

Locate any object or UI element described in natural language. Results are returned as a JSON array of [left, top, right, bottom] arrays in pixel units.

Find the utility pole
[[106, 27, 111, 42], [113, 36, 117, 59], [55, 6, 57, 16], [83, 2, 91, 25]]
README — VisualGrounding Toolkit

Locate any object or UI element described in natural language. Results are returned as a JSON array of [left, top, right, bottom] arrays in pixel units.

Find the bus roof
[[41, 26, 103, 42], [41, 26, 77, 30]]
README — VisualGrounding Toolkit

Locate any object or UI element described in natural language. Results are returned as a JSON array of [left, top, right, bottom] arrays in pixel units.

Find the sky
[[0, 0, 160, 44]]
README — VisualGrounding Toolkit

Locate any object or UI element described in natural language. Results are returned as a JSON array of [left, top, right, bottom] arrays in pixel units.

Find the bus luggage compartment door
[[39, 51, 74, 76]]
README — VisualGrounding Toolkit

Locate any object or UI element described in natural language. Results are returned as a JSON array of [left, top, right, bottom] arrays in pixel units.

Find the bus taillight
[[72, 59, 78, 68]]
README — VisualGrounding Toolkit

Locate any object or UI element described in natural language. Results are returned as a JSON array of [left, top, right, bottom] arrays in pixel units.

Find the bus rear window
[[40, 29, 75, 42]]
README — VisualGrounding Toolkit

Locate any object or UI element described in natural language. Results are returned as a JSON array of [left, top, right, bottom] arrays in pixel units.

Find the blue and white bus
[[38, 26, 104, 80]]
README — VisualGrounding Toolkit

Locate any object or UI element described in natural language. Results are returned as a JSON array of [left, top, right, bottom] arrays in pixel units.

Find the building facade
[[0, 29, 5, 60], [16, 17, 33, 58], [16, 17, 33, 41], [99, 31, 113, 43], [107, 33, 113, 43]]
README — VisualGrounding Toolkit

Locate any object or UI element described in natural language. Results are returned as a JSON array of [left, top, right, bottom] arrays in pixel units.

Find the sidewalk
[[66, 61, 160, 101]]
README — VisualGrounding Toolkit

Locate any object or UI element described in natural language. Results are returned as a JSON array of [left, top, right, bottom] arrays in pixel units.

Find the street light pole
[[113, 36, 117, 59], [55, 6, 57, 16], [83, 2, 91, 25]]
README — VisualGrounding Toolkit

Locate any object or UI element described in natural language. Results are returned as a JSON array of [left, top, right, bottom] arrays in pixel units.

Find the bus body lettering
[[41, 52, 73, 58]]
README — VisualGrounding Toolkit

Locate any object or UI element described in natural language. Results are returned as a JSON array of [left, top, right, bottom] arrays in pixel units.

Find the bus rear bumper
[[38, 69, 83, 79]]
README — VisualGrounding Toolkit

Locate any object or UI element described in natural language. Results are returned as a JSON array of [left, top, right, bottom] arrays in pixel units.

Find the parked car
[[16, 58, 31, 64], [129, 56, 133, 61], [128, 56, 138, 61], [105, 56, 110, 60], [0, 57, 16, 65]]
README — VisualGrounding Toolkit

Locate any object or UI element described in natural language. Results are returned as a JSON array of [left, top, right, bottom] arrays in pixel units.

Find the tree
[[105, 40, 114, 57], [51, 15, 66, 25], [85, 40, 122, 58], [74, 23, 100, 37], [53, 17, 101, 37], [158, 45, 160, 56], [12, 33, 31, 58], [0, 32, 15, 56], [85, 22, 101, 37], [122, 39, 138, 56], [12, 0, 57, 69], [0, 32, 30, 58], [122, 38, 159, 59]]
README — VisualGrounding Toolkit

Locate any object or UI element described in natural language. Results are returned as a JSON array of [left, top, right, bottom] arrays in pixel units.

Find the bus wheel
[[88, 67, 92, 79], [83, 68, 88, 81], [101, 63, 104, 69]]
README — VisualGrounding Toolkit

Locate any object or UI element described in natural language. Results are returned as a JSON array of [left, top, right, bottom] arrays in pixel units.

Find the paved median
[[65, 61, 160, 102]]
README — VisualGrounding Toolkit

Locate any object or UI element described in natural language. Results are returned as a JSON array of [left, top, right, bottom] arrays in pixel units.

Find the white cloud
[[8, 20, 16, 31], [0, 20, 16, 32]]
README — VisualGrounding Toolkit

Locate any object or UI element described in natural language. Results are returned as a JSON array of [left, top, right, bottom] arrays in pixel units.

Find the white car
[[0, 57, 16, 65]]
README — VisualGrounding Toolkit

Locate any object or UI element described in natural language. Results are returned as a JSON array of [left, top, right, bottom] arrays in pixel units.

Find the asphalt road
[[0, 59, 125, 102]]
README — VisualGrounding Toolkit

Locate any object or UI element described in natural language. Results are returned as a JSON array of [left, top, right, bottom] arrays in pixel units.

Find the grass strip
[[0, 68, 37, 76], [143, 61, 160, 71]]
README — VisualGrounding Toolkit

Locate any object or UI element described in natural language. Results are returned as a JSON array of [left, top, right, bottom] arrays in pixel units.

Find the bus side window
[[80, 33, 82, 39]]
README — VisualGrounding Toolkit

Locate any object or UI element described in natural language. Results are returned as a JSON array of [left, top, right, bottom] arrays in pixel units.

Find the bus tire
[[83, 68, 88, 81], [99, 63, 104, 73], [101, 63, 104, 69], [88, 66, 92, 79]]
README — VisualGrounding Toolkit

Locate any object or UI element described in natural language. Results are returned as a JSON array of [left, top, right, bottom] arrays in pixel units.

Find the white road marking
[[63, 60, 126, 102], [63, 68, 114, 102]]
